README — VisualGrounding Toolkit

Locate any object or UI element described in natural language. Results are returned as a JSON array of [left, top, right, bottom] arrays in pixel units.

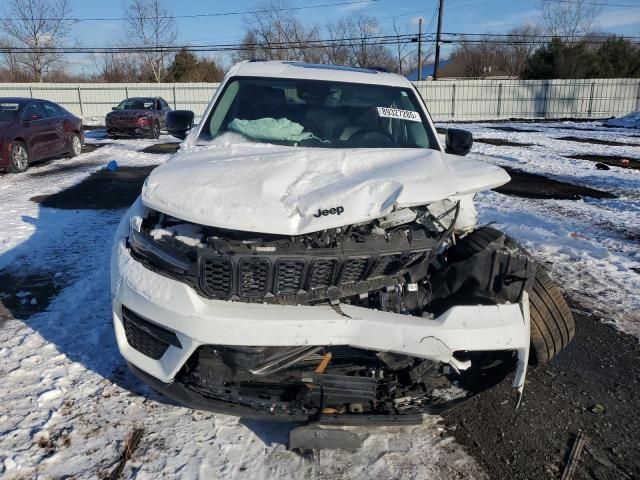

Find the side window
[[41, 102, 63, 118], [160, 99, 170, 110], [22, 102, 45, 121], [155, 100, 161, 110]]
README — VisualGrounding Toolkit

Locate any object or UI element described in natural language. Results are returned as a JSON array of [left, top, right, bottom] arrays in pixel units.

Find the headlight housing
[[128, 217, 190, 274]]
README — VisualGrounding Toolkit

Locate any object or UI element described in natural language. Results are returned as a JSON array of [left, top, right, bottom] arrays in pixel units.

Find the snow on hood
[[141, 141, 510, 235]]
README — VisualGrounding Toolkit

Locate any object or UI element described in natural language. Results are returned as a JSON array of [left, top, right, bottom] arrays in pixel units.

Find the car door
[[40, 101, 67, 155], [21, 102, 49, 161]]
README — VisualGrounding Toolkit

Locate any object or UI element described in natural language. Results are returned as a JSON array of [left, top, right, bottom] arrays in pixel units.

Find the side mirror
[[112, 107, 117, 111], [445, 128, 473, 156], [167, 110, 194, 139]]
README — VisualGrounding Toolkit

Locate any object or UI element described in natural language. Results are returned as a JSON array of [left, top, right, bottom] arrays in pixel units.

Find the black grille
[[308, 258, 339, 289], [368, 253, 404, 278], [121, 307, 181, 360], [339, 257, 369, 284], [201, 257, 232, 299], [239, 258, 269, 297], [275, 259, 305, 294]]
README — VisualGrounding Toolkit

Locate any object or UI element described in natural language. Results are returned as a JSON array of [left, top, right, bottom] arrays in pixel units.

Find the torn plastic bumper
[[112, 227, 531, 417]]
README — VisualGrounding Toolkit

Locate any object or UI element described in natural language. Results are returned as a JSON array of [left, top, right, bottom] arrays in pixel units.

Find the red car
[[105, 97, 171, 139], [0, 98, 83, 173]]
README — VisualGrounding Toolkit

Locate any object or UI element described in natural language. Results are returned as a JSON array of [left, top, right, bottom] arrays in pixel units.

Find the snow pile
[[82, 116, 105, 127], [605, 111, 640, 129]]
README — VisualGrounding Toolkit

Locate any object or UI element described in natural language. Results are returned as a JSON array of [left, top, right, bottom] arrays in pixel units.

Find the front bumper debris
[[112, 218, 530, 421]]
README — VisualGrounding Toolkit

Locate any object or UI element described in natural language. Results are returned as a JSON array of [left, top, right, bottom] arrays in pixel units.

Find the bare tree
[[1, 0, 74, 82], [539, 0, 602, 42], [504, 24, 543, 77], [92, 51, 141, 82], [391, 17, 434, 76], [234, 0, 323, 63], [325, 13, 395, 70], [452, 36, 507, 79], [125, 0, 177, 82]]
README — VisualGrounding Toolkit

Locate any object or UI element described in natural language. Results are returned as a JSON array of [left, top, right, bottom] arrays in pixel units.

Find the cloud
[[338, 0, 376, 12], [474, 9, 541, 31]]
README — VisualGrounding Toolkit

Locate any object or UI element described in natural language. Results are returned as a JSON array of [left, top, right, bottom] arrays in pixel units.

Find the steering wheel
[[349, 129, 397, 146]]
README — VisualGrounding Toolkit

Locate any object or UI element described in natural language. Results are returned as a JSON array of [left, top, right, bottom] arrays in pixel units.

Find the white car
[[111, 61, 574, 425]]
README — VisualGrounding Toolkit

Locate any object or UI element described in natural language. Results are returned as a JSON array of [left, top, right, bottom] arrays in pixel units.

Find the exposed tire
[[67, 133, 82, 158], [149, 122, 160, 139], [8, 141, 29, 173], [528, 268, 576, 365], [448, 226, 575, 365]]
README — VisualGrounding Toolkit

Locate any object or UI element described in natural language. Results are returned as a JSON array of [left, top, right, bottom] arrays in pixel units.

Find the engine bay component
[[129, 203, 459, 311]]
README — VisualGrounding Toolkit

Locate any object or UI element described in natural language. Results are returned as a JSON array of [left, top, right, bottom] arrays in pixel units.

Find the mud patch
[[488, 126, 540, 133], [141, 142, 180, 154], [556, 136, 640, 147], [81, 143, 110, 154], [0, 271, 63, 320], [494, 167, 616, 200], [30, 165, 157, 209], [565, 154, 640, 171], [442, 306, 640, 480], [475, 138, 535, 147]]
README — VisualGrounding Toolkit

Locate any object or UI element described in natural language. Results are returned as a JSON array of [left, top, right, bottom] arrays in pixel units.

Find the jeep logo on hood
[[313, 206, 344, 218]]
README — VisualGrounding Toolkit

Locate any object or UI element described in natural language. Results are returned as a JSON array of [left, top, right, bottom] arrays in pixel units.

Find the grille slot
[[122, 307, 181, 360], [275, 259, 305, 294], [308, 258, 339, 290], [239, 258, 270, 297], [200, 257, 232, 299], [368, 253, 404, 278], [339, 257, 370, 284]]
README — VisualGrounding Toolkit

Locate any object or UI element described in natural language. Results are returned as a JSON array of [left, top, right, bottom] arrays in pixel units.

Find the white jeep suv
[[111, 61, 574, 424]]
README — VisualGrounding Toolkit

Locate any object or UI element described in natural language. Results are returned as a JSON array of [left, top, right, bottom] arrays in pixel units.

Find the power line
[[0, 0, 381, 22], [544, 0, 639, 8], [442, 31, 640, 39], [1, 31, 638, 56]]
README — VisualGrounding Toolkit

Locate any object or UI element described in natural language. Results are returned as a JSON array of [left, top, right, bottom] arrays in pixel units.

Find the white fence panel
[[0, 78, 638, 123]]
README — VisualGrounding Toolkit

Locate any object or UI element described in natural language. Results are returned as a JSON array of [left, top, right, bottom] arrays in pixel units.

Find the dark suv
[[0, 98, 83, 173], [106, 97, 171, 139]]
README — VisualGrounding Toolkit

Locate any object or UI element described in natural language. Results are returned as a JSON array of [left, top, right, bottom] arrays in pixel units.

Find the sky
[[47, 0, 640, 73]]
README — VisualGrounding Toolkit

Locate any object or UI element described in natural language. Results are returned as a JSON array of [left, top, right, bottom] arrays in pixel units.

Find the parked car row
[[0, 96, 172, 173]]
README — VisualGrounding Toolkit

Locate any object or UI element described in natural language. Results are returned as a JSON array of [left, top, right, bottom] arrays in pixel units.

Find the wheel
[[528, 268, 576, 365], [67, 133, 82, 158], [447, 226, 576, 365], [149, 122, 160, 139], [8, 141, 29, 173]]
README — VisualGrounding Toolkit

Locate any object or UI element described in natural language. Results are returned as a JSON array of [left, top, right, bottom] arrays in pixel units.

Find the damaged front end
[[119, 200, 534, 423]]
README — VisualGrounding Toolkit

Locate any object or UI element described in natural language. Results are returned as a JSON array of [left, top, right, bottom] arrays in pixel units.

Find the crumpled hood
[[142, 143, 510, 235]]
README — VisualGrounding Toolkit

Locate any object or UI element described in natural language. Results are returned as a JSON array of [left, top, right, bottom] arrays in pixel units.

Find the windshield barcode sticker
[[376, 107, 421, 122]]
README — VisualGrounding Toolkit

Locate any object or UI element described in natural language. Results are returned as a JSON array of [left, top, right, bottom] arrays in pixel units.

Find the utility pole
[[433, 0, 444, 80], [417, 17, 423, 81]]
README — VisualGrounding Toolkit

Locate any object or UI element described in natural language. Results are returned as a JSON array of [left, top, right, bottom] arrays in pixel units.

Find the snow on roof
[[228, 60, 414, 88]]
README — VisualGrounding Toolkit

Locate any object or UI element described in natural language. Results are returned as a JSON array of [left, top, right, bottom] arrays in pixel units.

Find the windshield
[[198, 77, 438, 149], [116, 99, 155, 110], [0, 102, 20, 122]]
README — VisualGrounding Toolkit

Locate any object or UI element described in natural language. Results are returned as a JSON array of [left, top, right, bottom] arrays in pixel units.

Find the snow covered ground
[[446, 121, 640, 337], [0, 130, 484, 479], [0, 121, 638, 479]]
